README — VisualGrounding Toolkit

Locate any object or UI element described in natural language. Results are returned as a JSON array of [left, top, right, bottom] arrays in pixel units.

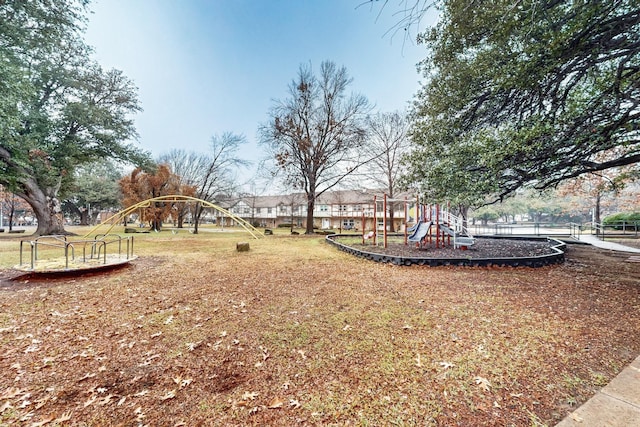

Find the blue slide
[[408, 221, 431, 242]]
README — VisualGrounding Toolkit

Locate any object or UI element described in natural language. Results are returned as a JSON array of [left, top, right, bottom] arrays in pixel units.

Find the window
[[340, 205, 348, 212], [279, 205, 287, 213], [319, 205, 328, 212], [267, 207, 272, 214], [244, 207, 250, 214], [256, 207, 261, 214], [353, 204, 362, 211], [342, 219, 355, 230]]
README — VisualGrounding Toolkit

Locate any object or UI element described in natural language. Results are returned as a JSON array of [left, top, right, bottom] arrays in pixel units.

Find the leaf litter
[[0, 234, 638, 425]]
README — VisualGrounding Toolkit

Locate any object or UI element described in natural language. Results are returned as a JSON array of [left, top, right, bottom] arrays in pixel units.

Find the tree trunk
[[7, 205, 14, 231], [80, 208, 90, 225], [19, 178, 67, 236], [193, 203, 202, 234], [594, 192, 602, 235], [388, 201, 396, 233], [458, 205, 469, 230], [305, 194, 315, 234]]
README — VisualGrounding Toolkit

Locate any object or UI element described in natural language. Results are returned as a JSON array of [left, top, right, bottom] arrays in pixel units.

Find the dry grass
[[0, 227, 639, 426]]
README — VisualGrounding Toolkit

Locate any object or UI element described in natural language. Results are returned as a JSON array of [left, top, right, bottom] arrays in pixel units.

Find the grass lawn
[[0, 227, 639, 426]]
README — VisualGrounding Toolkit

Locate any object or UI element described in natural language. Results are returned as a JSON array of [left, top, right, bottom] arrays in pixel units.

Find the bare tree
[[364, 111, 411, 231], [261, 61, 371, 234], [158, 133, 249, 233]]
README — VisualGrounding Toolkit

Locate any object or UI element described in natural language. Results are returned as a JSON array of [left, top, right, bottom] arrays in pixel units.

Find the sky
[[84, 0, 437, 177]]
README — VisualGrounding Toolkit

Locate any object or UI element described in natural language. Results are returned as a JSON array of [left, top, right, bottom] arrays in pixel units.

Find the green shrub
[[603, 212, 640, 230], [277, 223, 292, 228]]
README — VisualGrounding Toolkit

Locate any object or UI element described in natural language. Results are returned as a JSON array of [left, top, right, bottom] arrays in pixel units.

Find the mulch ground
[[0, 235, 639, 426], [343, 236, 560, 259]]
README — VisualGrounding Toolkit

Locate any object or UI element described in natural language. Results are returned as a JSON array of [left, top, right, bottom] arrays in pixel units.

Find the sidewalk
[[577, 234, 640, 253], [555, 355, 640, 426], [555, 236, 640, 426]]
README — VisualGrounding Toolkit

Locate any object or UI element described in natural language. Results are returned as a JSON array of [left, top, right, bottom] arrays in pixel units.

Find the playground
[[0, 227, 639, 426]]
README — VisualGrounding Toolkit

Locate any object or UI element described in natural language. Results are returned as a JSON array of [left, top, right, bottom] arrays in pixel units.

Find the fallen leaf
[[173, 376, 192, 389], [83, 395, 97, 407], [289, 398, 301, 409], [134, 406, 145, 421], [267, 397, 284, 409], [414, 354, 423, 367], [77, 373, 96, 382], [0, 387, 24, 399], [241, 391, 259, 401], [186, 342, 201, 351], [570, 412, 583, 422], [160, 390, 177, 401], [439, 361, 455, 370], [98, 394, 116, 406], [474, 376, 491, 392], [34, 395, 50, 410], [54, 412, 72, 423]]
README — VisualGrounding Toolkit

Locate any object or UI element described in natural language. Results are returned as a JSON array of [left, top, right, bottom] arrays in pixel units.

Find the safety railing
[[19, 234, 134, 271]]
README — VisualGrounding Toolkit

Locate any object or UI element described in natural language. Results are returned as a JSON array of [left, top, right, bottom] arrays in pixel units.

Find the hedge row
[[603, 212, 640, 225]]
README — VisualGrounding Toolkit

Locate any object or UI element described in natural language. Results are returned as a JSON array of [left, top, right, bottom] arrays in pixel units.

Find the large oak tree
[[402, 0, 640, 204], [0, 0, 149, 235]]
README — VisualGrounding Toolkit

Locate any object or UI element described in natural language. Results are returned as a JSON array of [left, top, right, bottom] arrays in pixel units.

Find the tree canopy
[[119, 165, 195, 231], [62, 160, 123, 225], [404, 0, 640, 205], [0, 0, 150, 235]]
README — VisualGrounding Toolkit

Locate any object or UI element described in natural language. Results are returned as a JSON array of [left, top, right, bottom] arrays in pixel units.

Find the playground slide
[[407, 215, 423, 233], [408, 221, 432, 242], [439, 224, 475, 246]]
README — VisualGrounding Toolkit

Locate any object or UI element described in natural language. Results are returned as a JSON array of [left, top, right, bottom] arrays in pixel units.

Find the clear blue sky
[[84, 0, 436, 172]]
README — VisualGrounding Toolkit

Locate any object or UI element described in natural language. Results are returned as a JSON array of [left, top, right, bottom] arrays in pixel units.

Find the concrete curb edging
[[325, 234, 566, 268]]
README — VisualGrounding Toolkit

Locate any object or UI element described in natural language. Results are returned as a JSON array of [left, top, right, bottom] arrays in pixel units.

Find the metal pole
[[404, 197, 408, 245], [373, 195, 377, 246], [436, 204, 440, 249], [383, 194, 388, 249]]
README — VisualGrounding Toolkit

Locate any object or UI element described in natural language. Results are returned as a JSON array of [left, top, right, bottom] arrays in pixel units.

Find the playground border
[[325, 234, 566, 267]]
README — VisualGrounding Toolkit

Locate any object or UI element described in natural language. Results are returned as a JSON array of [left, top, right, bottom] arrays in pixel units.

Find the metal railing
[[19, 234, 134, 271], [471, 223, 574, 236]]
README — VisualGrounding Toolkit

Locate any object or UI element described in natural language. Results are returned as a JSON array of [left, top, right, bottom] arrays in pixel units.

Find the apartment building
[[217, 189, 414, 231]]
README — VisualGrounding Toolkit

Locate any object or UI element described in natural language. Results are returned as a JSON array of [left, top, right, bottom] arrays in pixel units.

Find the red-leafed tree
[[119, 165, 195, 231]]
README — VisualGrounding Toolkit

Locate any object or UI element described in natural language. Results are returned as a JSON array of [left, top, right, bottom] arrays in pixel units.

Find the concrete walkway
[[555, 235, 640, 426], [555, 355, 640, 426], [577, 234, 640, 253]]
